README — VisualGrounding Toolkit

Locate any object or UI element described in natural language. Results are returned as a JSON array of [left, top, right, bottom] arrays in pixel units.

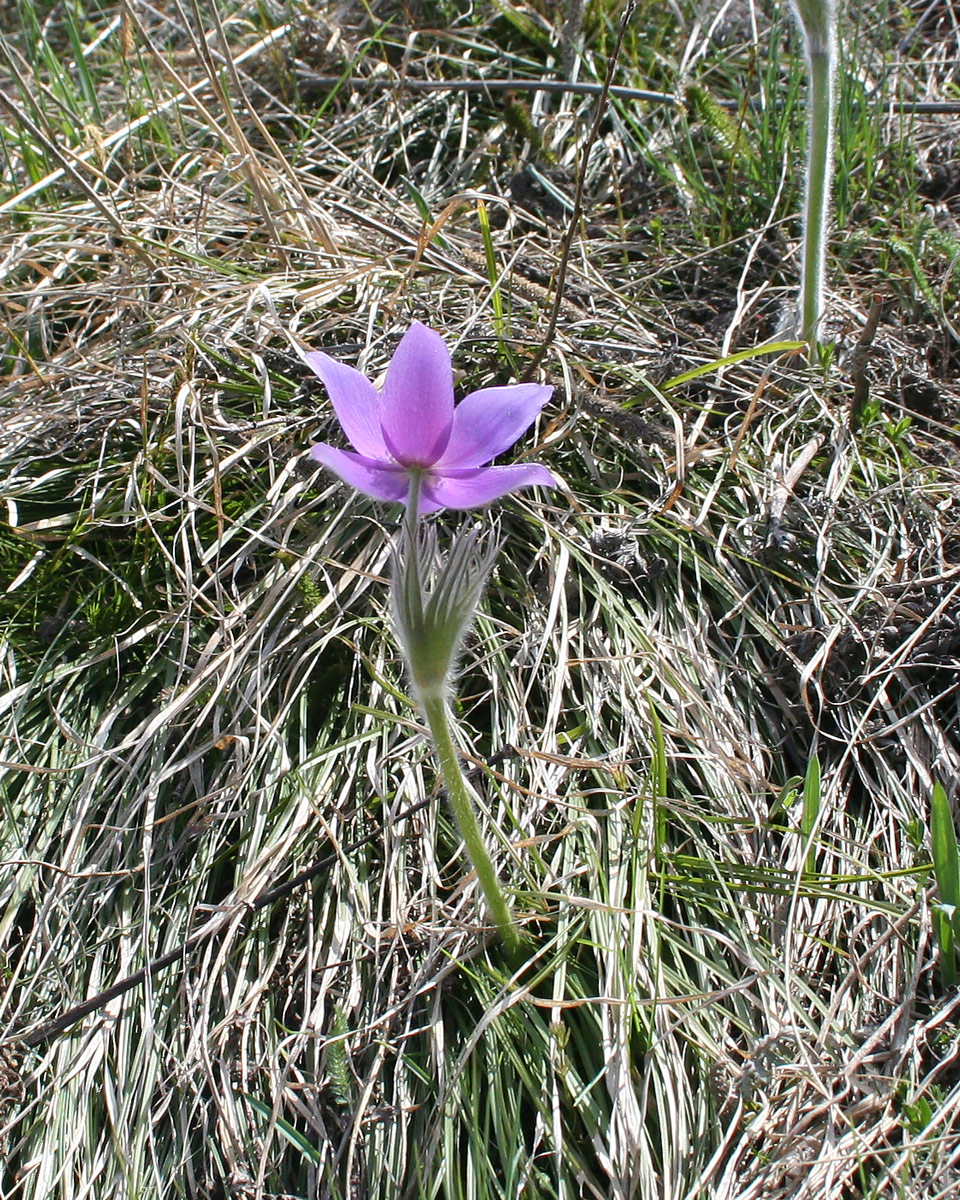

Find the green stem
[[800, 46, 835, 356], [398, 470, 522, 958], [402, 470, 425, 632], [420, 690, 522, 958]]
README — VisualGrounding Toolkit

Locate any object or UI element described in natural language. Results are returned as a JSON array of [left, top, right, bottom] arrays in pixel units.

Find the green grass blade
[[800, 753, 821, 875], [931, 781, 960, 986], [662, 341, 805, 389]]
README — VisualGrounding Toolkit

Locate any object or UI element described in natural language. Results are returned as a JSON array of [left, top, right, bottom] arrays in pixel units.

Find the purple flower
[[307, 323, 556, 513]]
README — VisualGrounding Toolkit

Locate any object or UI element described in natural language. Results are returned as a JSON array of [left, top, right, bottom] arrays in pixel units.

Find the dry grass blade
[[1, 2, 959, 1198]]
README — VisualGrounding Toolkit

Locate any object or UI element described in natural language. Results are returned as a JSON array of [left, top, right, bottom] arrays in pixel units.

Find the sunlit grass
[[1, 1, 959, 1197]]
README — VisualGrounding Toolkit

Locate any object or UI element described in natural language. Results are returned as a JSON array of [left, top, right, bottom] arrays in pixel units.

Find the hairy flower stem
[[401, 474, 522, 959], [800, 46, 835, 355], [790, 0, 838, 358], [419, 691, 523, 959]]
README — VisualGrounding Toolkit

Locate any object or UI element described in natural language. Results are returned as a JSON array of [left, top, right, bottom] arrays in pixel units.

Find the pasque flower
[[303, 322, 555, 961], [307, 322, 556, 511]]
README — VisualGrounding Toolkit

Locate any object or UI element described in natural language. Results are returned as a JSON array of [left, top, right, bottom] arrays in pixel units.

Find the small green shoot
[[931, 781, 960, 987], [800, 754, 821, 875], [662, 340, 805, 389], [476, 197, 508, 346]]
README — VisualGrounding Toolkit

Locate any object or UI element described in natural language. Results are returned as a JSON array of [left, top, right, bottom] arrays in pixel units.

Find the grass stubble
[[1, 0, 960, 1197]]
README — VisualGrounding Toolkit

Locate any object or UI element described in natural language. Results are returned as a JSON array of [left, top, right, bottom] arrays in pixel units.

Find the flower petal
[[303, 351, 389, 458], [436, 384, 553, 469], [310, 444, 409, 503], [379, 323, 454, 467], [421, 463, 558, 512]]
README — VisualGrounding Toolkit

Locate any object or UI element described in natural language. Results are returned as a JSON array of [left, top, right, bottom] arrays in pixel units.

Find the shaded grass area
[[1, 1, 960, 1197]]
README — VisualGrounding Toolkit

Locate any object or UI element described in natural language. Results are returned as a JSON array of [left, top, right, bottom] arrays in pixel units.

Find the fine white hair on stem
[[391, 520, 501, 704], [388, 513, 520, 954], [788, 0, 840, 353], [789, 0, 837, 58]]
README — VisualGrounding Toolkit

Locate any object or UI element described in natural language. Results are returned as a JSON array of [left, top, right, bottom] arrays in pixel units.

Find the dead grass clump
[[1, 2, 960, 1198]]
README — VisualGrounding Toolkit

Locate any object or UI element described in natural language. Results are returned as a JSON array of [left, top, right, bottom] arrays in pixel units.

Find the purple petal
[[310, 444, 409, 503], [303, 351, 389, 458], [421, 463, 557, 512], [436, 384, 553, 469], [379, 323, 454, 467]]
